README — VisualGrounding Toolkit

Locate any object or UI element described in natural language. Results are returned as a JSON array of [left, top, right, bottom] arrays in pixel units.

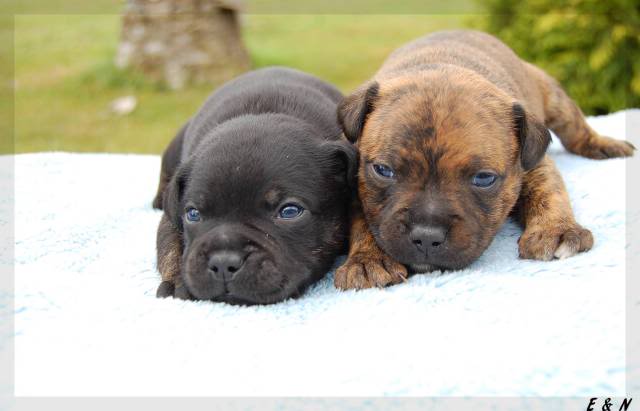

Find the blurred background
[[12, 0, 640, 153]]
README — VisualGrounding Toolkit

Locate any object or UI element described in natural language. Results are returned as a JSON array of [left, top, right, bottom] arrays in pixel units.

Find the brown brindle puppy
[[335, 30, 634, 289]]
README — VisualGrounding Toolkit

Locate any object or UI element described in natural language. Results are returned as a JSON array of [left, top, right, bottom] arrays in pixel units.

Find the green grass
[[14, 13, 475, 154]]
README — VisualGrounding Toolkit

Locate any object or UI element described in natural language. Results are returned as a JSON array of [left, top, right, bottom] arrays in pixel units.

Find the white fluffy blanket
[[3, 110, 638, 396]]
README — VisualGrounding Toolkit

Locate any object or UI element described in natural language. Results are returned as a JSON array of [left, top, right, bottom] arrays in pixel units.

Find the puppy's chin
[[407, 263, 437, 274], [183, 272, 299, 306], [210, 288, 294, 306], [399, 251, 481, 273], [203, 271, 308, 306]]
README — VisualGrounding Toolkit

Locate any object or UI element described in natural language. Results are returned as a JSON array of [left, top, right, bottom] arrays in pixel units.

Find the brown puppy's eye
[[471, 172, 498, 188], [372, 163, 395, 179]]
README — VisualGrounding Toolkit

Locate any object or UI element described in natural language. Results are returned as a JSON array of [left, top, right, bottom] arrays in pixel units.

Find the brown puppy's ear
[[338, 81, 380, 143], [513, 103, 552, 170], [162, 162, 192, 230], [320, 137, 359, 189]]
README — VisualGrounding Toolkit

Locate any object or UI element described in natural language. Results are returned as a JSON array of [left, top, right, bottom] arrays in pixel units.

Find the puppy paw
[[156, 281, 175, 298], [334, 252, 408, 290], [518, 223, 594, 261], [173, 284, 193, 300], [572, 135, 635, 159], [156, 280, 192, 300]]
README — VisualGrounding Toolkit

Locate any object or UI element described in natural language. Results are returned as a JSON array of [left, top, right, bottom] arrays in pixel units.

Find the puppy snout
[[208, 250, 247, 282], [410, 224, 448, 254]]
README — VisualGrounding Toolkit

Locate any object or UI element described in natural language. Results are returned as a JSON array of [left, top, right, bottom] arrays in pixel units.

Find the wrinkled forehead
[[359, 84, 517, 172], [186, 137, 325, 210]]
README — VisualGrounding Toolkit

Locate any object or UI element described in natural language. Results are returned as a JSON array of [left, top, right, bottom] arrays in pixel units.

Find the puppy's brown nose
[[208, 251, 246, 282], [410, 225, 447, 254]]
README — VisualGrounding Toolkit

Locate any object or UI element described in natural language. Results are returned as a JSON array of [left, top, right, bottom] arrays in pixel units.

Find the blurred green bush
[[476, 0, 640, 115]]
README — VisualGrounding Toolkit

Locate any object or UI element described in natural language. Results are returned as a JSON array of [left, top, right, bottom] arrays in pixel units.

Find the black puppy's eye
[[472, 172, 498, 188], [185, 207, 201, 222], [373, 163, 395, 179], [278, 204, 304, 219]]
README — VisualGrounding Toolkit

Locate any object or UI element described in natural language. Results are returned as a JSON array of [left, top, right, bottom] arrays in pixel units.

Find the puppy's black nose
[[207, 251, 246, 282], [410, 225, 447, 254]]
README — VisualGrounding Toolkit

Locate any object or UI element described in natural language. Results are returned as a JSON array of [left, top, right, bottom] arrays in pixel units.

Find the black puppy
[[152, 67, 356, 305]]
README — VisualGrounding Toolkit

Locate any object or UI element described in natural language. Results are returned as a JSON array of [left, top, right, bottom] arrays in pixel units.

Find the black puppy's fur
[[153, 67, 356, 305]]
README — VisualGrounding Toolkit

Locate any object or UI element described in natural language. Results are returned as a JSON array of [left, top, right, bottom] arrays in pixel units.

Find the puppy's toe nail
[[554, 242, 575, 259]]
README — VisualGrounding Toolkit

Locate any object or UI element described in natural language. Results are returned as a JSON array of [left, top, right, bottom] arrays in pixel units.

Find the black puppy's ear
[[338, 81, 380, 143], [320, 137, 359, 189], [513, 102, 552, 170], [162, 162, 192, 229]]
